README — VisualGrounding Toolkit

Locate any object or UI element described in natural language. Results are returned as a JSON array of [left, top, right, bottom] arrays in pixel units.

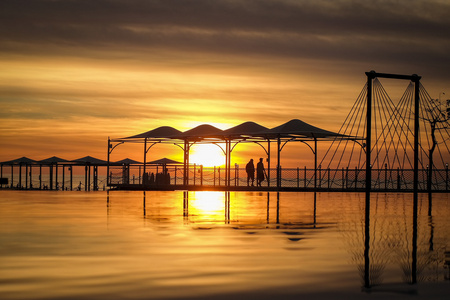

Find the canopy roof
[[148, 158, 183, 165], [124, 126, 182, 139], [269, 119, 344, 138], [72, 156, 108, 165], [1, 156, 36, 164], [223, 121, 269, 137], [116, 119, 355, 143], [39, 156, 70, 164], [115, 158, 143, 165], [176, 124, 224, 139]]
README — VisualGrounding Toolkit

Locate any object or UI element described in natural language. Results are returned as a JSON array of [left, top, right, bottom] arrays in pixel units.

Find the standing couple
[[246, 158, 267, 187]]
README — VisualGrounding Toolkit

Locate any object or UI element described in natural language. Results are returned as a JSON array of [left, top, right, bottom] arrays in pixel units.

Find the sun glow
[[189, 144, 225, 167]]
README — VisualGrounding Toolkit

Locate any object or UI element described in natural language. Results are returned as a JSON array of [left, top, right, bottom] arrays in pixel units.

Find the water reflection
[[0, 190, 448, 299], [108, 191, 449, 290]]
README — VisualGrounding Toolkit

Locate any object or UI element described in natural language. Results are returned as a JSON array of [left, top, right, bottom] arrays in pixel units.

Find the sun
[[189, 144, 225, 167]]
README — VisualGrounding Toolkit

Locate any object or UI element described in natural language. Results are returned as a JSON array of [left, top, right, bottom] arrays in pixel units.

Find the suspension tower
[[365, 71, 421, 195]]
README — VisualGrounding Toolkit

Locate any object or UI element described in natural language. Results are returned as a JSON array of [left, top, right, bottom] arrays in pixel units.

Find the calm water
[[0, 190, 448, 299]]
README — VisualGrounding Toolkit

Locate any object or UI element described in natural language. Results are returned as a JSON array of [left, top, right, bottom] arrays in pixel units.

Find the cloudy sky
[[0, 0, 449, 165]]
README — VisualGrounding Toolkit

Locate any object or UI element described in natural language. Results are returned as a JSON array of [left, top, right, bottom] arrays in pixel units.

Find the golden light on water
[[188, 192, 226, 223]]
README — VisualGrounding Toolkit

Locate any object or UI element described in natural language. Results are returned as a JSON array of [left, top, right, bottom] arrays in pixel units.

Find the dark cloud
[[1, 0, 449, 77]]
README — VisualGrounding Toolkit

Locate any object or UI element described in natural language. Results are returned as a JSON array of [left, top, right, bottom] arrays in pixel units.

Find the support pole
[[366, 71, 374, 195], [49, 164, 53, 190], [314, 138, 317, 190], [55, 164, 58, 190], [19, 163, 22, 189], [277, 137, 281, 189], [364, 71, 374, 289], [413, 76, 420, 195], [267, 140, 271, 187], [143, 138, 147, 184], [70, 166, 73, 191], [39, 165, 42, 189], [107, 137, 111, 186], [25, 164, 28, 189]]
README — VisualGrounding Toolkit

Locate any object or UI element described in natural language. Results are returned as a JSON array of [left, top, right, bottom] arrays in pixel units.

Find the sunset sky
[[1, 0, 449, 167]]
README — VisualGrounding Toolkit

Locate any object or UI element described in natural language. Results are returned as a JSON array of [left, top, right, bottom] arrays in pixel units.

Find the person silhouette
[[256, 158, 266, 187], [245, 159, 255, 186]]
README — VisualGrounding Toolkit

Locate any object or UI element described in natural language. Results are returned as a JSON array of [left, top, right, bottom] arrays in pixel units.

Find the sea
[[0, 190, 448, 300]]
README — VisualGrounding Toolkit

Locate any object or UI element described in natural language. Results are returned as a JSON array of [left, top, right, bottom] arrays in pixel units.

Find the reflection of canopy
[[0, 156, 36, 164], [148, 158, 182, 165]]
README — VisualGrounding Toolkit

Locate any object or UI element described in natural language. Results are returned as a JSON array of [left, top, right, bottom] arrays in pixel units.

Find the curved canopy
[[115, 158, 142, 165], [124, 126, 182, 139], [269, 119, 344, 138], [38, 156, 70, 164], [223, 121, 269, 137], [72, 156, 108, 165], [176, 124, 224, 139], [112, 119, 357, 143], [0, 156, 36, 164], [148, 158, 183, 165]]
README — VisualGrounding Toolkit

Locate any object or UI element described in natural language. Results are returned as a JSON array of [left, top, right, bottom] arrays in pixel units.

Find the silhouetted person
[[245, 159, 255, 186], [256, 158, 266, 187]]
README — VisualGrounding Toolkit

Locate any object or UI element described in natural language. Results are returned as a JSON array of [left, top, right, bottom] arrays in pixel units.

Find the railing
[[109, 164, 449, 191]]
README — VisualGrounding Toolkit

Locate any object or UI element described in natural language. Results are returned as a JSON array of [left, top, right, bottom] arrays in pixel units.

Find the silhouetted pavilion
[[108, 119, 356, 189]]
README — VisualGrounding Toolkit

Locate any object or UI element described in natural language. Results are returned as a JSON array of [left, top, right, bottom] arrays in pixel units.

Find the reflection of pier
[[109, 190, 328, 230]]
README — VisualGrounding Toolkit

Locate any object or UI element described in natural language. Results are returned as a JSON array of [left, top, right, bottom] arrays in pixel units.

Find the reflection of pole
[[313, 192, 317, 227], [225, 191, 230, 224], [143, 191, 146, 217], [183, 191, 189, 218], [266, 192, 270, 223], [412, 194, 418, 284], [276, 192, 280, 224], [364, 194, 371, 288]]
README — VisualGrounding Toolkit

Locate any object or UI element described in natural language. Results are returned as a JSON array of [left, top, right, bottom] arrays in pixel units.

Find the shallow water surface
[[0, 190, 449, 299]]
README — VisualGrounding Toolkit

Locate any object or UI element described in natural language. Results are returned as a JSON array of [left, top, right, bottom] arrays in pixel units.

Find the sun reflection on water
[[187, 191, 227, 224]]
